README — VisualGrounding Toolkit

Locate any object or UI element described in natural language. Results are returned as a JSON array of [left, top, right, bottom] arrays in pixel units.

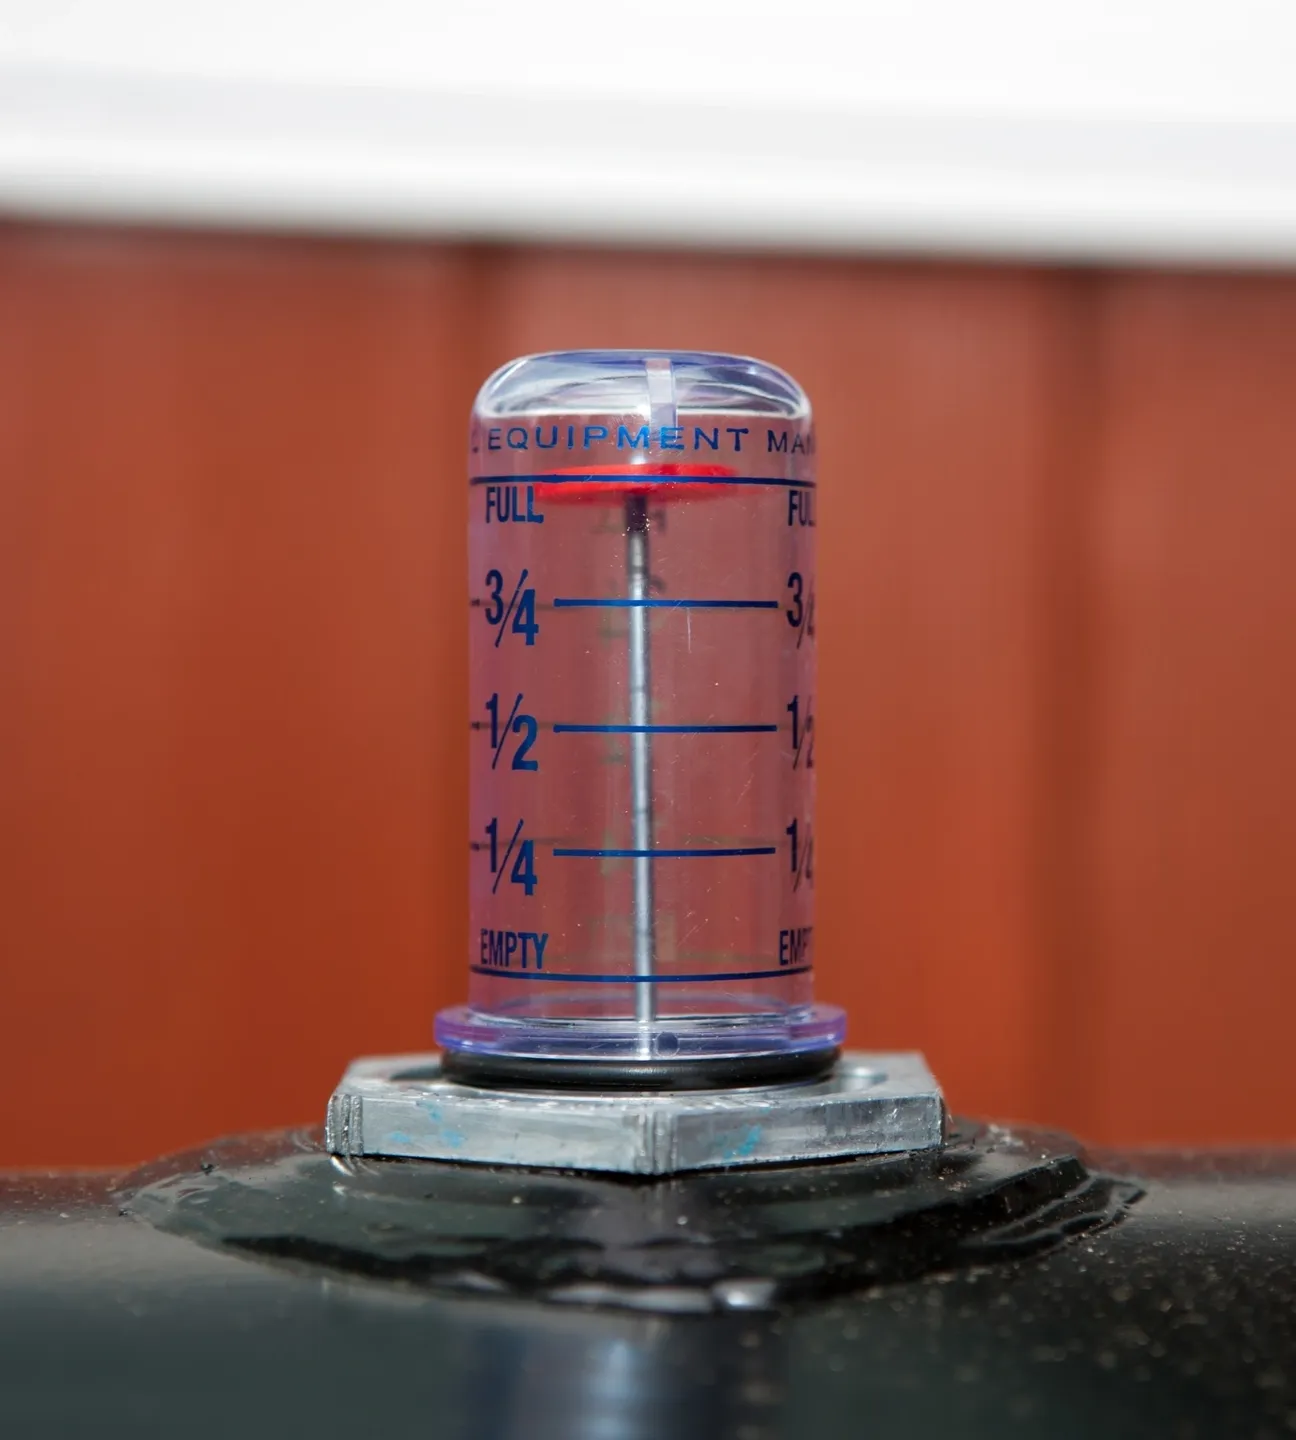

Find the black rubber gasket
[[438, 1046, 842, 1092]]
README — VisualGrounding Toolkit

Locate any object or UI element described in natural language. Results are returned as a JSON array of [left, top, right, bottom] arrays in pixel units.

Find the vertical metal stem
[[626, 493, 656, 1029]]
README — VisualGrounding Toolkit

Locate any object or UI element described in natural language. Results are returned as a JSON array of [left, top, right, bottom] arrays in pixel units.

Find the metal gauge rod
[[625, 492, 657, 1030]]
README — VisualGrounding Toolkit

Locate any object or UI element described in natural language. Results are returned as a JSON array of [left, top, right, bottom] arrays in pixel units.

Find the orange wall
[[1, 225, 1294, 1165]]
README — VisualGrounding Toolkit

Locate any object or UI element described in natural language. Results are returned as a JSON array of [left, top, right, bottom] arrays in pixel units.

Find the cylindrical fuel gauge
[[435, 351, 843, 1088]]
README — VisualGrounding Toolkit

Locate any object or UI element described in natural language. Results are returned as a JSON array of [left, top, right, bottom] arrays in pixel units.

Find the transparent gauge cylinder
[[436, 351, 843, 1086]]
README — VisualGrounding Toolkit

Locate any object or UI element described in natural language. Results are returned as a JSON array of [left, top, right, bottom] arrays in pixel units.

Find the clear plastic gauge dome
[[436, 351, 843, 1087]]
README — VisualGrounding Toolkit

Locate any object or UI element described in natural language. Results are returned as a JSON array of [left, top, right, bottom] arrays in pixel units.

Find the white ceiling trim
[[1, 3, 1295, 265]]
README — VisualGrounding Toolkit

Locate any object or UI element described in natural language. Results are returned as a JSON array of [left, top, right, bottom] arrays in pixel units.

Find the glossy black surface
[[2, 1127, 1294, 1438], [122, 1123, 1138, 1309]]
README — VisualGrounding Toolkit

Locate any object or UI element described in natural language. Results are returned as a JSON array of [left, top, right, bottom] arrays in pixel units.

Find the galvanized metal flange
[[326, 1051, 944, 1175]]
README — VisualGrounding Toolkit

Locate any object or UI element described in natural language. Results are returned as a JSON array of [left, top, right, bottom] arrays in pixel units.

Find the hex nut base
[[326, 1051, 944, 1175]]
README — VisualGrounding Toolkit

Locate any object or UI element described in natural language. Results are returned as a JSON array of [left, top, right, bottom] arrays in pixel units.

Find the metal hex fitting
[[326, 1051, 944, 1175]]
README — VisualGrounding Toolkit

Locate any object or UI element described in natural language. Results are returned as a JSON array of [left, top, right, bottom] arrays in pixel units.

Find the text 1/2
[[485, 693, 539, 771]]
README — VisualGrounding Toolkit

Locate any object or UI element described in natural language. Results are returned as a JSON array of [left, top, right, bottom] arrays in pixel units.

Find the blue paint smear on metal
[[720, 1126, 763, 1160]]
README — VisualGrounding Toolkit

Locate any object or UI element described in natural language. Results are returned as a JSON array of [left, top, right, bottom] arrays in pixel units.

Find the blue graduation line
[[470, 965, 812, 983], [553, 846, 777, 859], [552, 598, 779, 609], [553, 723, 778, 735]]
